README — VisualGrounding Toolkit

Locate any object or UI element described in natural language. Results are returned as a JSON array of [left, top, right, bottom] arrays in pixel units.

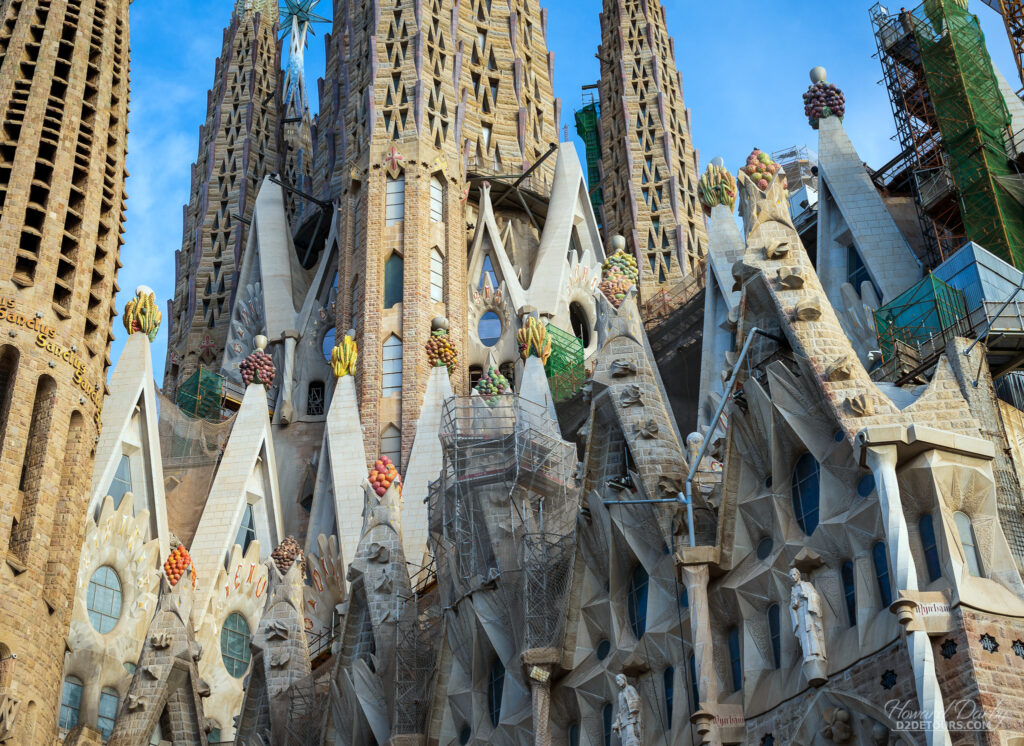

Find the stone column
[[522, 650, 559, 746], [680, 563, 720, 746], [864, 444, 951, 746]]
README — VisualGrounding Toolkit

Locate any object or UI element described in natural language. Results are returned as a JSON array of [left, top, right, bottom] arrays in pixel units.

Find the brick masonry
[[0, 0, 127, 739]]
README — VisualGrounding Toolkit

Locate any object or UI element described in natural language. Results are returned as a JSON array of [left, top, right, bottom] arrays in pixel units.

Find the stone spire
[[309, 0, 560, 468], [0, 0, 130, 736], [596, 0, 708, 298], [164, 0, 281, 394], [278, 0, 325, 226]]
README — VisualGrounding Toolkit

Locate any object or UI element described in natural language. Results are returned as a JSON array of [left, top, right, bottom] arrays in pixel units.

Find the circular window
[[857, 474, 876, 498], [478, 311, 502, 346], [756, 537, 774, 560], [833, 430, 844, 443], [322, 327, 336, 363], [220, 612, 252, 678], [596, 638, 611, 660], [569, 302, 591, 348], [87, 566, 123, 634], [764, 475, 773, 489], [459, 725, 472, 745]]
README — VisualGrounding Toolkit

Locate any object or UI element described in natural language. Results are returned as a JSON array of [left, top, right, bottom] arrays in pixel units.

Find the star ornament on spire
[[279, 0, 328, 45]]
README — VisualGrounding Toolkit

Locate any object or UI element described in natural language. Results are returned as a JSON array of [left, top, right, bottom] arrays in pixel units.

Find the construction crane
[[979, 0, 1024, 96]]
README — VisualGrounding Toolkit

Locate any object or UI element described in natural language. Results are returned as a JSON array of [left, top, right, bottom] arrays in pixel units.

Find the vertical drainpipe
[[861, 440, 951, 746]]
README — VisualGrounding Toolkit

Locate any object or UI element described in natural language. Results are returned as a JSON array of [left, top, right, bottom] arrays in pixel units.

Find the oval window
[[478, 311, 502, 346]]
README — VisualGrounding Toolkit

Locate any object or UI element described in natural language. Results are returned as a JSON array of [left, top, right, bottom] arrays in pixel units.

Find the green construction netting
[[573, 102, 604, 216], [914, 0, 1024, 268], [544, 323, 584, 403], [873, 273, 967, 360], [176, 367, 225, 421]]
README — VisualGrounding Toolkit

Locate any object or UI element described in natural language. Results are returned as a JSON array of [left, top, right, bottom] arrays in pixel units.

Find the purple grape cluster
[[803, 81, 845, 128], [240, 349, 276, 386]]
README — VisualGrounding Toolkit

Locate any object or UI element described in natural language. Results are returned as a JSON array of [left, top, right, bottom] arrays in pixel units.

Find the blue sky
[[118, 0, 1019, 379]]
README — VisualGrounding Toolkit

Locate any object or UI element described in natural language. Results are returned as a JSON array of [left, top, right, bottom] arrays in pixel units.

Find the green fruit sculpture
[[474, 365, 510, 405], [600, 249, 639, 308]]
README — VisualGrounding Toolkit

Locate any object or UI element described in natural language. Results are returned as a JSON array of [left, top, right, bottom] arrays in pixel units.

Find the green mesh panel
[[914, 0, 1024, 268], [574, 102, 604, 214], [873, 273, 967, 360], [176, 367, 225, 421], [543, 323, 585, 403]]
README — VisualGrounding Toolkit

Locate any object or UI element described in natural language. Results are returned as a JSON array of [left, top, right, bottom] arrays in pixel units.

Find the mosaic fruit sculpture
[[803, 80, 845, 129], [122, 285, 162, 342], [330, 334, 358, 377], [698, 162, 738, 213], [742, 148, 786, 192], [271, 536, 304, 575], [426, 328, 458, 373], [517, 317, 551, 363], [474, 365, 510, 404], [240, 348, 276, 386], [164, 541, 197, 589], [599, 250, 639, 308], [369, 455, 401, 497]]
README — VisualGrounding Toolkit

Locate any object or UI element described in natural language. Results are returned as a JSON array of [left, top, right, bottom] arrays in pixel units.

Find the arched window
[[678, 585, 689, 608], [59, 676, 82, 730], [307, 380, 325, 416], [97, 687, 119, 739], [568, 722, 580, 746], [626, 564, 649, 639], [430, 249, 444, 303], [596, 638, 611, 660], [384, 253, 403, 308], [385, 174, 405, 225], [380, 425, 402, 471], [382, 335, 403, 397], [488, 657, 504, 726], [236, 503, 257, 555], [728, 627, 742, 691], [768, 604, 781, 669], [791, 453, 820, 535], [430, 176, 444, 222], [602, 703, 613, 746], [841, 561, 857, 626], [221, 612, 252, 678], [569, 302, 590, 348], [954, 511, 983, 577], [458, 725, 471, 745], [919, 514, 942, 582], [107, 453, 132, 508], [87, 565, 123, 633], [873, 541, 893, 607], [0, 345, 19, 455], [688, 652, 699, 710], [663, 667, 675, 727], [478, 254, 497, 290]]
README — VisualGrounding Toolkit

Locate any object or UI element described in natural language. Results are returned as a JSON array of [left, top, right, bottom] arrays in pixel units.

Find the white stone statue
[[612, 674, 642, 746], [789, 568, 828, 684]]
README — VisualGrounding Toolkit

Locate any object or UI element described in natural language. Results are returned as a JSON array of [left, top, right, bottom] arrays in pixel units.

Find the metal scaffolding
[[392, 585, 442, 736], [914, 0, 1024, 268], [574, 87, 605, 227], [871, 2, 965, 267], [429, 393, 579, 651]]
